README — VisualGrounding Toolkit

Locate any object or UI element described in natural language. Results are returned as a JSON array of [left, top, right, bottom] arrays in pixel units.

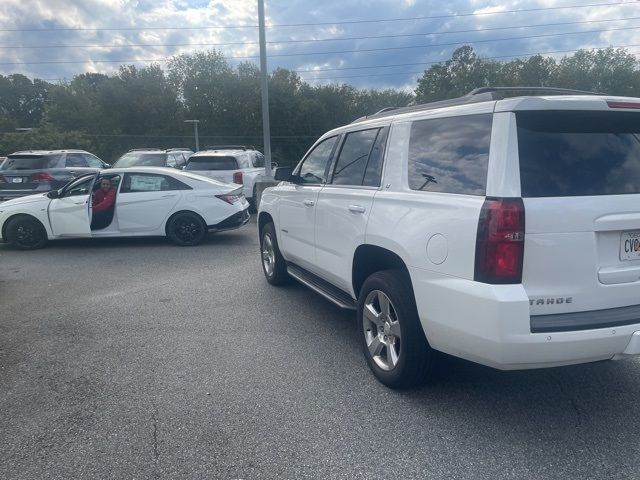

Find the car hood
[[0, 193, 49, 208]]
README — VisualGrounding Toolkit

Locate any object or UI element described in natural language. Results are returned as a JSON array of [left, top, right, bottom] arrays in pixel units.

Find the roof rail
[[166, 148, 192, 152], [353, 86, 602, 123], [128, 148, 162, 152], [203, 145, 254, 151]]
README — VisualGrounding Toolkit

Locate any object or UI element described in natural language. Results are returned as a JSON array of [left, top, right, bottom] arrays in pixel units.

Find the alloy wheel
[[362, 290, 402, 371]]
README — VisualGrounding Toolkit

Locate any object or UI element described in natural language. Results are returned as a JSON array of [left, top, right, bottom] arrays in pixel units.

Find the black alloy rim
[[16, 221, 40, 247], [173, 217, 202, 243]]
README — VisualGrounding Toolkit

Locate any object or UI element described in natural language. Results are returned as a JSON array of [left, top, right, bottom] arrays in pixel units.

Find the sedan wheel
[[167, 213, 206, 246], [6, 216, 48, 250]]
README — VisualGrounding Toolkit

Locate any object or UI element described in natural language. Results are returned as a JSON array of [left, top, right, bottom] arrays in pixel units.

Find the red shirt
[[93, 187, 116, 213]]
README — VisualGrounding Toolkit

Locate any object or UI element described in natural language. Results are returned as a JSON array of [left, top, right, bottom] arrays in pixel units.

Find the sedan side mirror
[[47, 190, 60, 199], [103, 163, 111, 169], [274, 166, 293, 181]]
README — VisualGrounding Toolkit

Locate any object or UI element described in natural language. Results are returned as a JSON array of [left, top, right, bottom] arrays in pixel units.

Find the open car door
[[48, 174, 96, 236]]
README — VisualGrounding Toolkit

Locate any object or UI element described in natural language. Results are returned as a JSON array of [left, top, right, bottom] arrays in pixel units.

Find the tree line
[[1, 46, 639, 165]]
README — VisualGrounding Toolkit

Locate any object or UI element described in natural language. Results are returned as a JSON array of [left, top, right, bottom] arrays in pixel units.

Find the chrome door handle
[[348, 205, 366, 213], [73, 200, 87, 205], [162, 194, 177, 198], [303, 199, 315, 207]]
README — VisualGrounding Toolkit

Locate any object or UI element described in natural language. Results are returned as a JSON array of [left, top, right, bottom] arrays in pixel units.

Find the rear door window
[[331, 128, 380, 186], [121, 173, 191, 192], [65, 153, 88, 167], [2, 154, 62, 170], [517, 110, 640, 197], [407, 114, 492, 195], [185, 156, 239, 171]]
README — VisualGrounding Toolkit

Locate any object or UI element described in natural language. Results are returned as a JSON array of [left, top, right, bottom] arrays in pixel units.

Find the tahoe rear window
[[408, 114, 492, 195], [517, 110, 640, 197], [185, 156, 239, 171], [1, 154, 61, 170]]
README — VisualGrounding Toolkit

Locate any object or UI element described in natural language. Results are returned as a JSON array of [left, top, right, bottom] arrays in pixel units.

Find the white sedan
[[0, 167, 250, 249]]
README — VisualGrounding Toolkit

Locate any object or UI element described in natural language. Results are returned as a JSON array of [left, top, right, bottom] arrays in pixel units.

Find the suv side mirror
[[47, 190, 60, 199], [274, 166, 293, 181]]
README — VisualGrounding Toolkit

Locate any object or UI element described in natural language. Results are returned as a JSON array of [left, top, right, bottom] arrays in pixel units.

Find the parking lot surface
[[1, 217, 640, 479]]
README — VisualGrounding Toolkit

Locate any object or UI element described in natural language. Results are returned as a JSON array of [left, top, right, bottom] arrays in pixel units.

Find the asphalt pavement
[[1, 217, 640, 479]]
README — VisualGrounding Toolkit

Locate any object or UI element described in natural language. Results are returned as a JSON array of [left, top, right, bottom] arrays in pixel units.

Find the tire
[[5, 215, 48, 250], [166, 212, 206, 246], [260, 222, 289, 285], [248, 186, 258, 214], [357, 270, 438, 388]]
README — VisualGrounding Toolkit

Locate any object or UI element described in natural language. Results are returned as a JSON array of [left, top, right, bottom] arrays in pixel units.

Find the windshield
[[517, 110, 640, 197], [1, 154, 62, 170], [113, 152, 166, 167], [185, 156, 239, 171]]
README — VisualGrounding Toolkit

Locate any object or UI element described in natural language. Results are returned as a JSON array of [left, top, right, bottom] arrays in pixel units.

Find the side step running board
[[287, 263, 357, 310]]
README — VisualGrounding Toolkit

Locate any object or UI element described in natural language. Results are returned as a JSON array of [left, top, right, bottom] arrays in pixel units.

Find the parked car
[[0, 166, 249, 249], [184, 145, 270, 210], [258, 86, 640, 388], [0, 149, 107, 200], [112, 148, 193, 169]]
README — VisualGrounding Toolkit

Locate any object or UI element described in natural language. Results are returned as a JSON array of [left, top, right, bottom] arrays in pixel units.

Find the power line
[[300, 46, 640, 81], [0, 1, 635, 33], [25, 44, 640, 85], [2, 15, 639, 50], [1, 24, 638, 66]]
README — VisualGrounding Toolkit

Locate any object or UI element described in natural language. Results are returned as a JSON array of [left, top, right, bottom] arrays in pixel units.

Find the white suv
[[258, 87, 640, 388], [185, 146, 267, 210]]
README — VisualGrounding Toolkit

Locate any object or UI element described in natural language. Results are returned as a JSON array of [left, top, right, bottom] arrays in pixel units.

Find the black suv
[[112, 148, 193, 169], [0, 149, 107, 200]]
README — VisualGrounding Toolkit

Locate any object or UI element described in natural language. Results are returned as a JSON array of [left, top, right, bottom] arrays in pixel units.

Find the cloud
[[0, 0, 639, 89]]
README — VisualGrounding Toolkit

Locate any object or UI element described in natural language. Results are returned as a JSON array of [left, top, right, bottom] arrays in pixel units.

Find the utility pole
[[184, 119, 200, 151], [258, 0, 272, 177]]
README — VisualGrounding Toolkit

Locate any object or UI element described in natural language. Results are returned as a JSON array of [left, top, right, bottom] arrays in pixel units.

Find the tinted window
[[408, 114, 492, 195], [298, 137, 337, 184], [253, 153, 265, 168], [121, 173, 191, 193], [65, 153, 88, 167], [185, 156, 239, 171], [62, 176, 94, 197], [166, 154, 177, 168], [518, 110, 640, 197], [84, 154, 104, 168], [2, 154, 62, 170], [114, 152, 166, 168], [363, 128, 388, 187], [332, 129, 379, 186]]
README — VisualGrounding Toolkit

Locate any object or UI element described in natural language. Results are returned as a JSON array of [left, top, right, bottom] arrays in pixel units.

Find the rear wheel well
[[2, 214, 46, 241], [164, 210, 206, 236], [258, 212, 274, 237], [352, 245, 411, 298]]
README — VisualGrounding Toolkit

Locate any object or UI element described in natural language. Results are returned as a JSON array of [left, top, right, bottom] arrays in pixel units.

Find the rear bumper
[[208, 208, 250, 232], [410, 267, 640, 370]]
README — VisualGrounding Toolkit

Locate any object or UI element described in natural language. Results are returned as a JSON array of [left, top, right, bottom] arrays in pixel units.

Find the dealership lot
[[1, 217, 640, 479]]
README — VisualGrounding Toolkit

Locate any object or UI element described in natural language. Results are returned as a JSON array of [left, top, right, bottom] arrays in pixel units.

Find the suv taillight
[[31, 172, 55, 182], [474, 197, 525, 284], [233, 171, 243, 184]]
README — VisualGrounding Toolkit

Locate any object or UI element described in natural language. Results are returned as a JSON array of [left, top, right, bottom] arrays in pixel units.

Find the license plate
[[11, 177, 22, 183], [620, 231, 640, 261]]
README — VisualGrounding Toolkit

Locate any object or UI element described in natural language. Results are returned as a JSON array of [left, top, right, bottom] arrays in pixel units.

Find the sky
[[1, 0, 639, 90]]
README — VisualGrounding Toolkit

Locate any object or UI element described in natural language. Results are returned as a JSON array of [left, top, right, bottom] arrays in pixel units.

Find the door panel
[[315, 187, 376, 291], [48, 195, 91, 236], [116, 192, 180, 232], [278, 184, 322, 270]]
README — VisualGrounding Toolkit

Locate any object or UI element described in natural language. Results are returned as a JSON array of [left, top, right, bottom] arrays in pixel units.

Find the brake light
[[474, 197, 525, 284], [607, 101, 640, 109], [216, 192, 243, 204], [31, 172, 55, 182], [233, 171, 243, 184]]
